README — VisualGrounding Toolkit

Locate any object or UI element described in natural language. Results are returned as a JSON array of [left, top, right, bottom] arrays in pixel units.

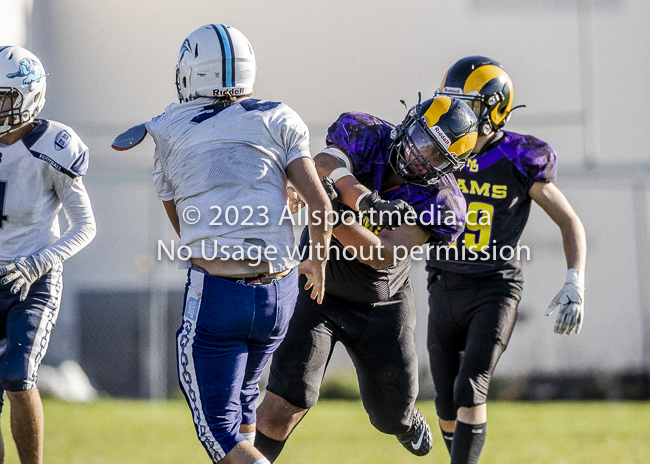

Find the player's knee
[[453, 369, 490, 409], [367, 404, 413, 435], [369, 414, 406, 435], [257, 391, 308, 439], [200, 421, 244, 461], [434, 394, 457, 421]]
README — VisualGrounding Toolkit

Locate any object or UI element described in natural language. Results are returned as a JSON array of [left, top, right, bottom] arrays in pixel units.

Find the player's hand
[[298, 258, 327, 304], [545, 269, 584, 335], [286, 185, 305, 215], [0, 255, 52, 301], [358, 191, 414, 230]]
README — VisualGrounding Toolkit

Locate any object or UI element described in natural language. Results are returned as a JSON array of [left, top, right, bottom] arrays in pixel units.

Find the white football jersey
[[0, 120, 90, 265], [146, 97, 311, 273]]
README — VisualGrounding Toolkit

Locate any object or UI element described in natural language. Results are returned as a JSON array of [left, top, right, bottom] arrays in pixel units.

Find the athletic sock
[[450, 421, 486, 464], [254, 430, 287, 463], [252, 459, 271, 464], [241, 431, 256, 445], [439, 425, 454, 456]]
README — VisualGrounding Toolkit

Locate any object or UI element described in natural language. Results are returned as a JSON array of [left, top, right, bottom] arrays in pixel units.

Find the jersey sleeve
[[24, 120, 90, 178], [238, 99, 311, 167], [153, 152, 174, 201], [512, 134, 558, 188], [280, 109, 311, 167], [146, 112, 176, 201], [409, 175, 467, 245], [41, 175, 97, 265], [325, 113, 389, 177]]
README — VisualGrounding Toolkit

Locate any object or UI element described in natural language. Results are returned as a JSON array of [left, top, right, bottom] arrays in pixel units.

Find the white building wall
[[7, 0, 648, 376]]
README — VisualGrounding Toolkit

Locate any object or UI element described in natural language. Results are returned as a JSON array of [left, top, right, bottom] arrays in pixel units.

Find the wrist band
[[355, 192, 370, 211], [320, 146, 351, 170], [329, 167, 354, 183]]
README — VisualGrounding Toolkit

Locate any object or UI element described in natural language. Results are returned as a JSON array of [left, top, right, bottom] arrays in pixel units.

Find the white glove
[[0, 255, 53, 301], [545, 268, 584, 335]]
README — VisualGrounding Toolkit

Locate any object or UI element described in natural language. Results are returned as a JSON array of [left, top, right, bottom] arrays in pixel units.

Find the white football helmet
[[0, 46, 46, 134], [176, 24, 256, 103]]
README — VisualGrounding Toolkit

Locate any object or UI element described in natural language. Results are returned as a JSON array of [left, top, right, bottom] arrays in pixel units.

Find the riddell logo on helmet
[[443, 87, 463, 95], [213, 88, 246, 97], [433, 126, 451, 148]]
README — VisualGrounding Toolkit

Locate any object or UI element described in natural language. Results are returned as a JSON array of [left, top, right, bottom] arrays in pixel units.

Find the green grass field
[[1, 398, 648, 463]]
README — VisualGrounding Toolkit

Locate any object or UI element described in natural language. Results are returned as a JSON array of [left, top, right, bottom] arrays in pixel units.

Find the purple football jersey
[[326, 112, 467, 244], [427, 131, 558, 273], [308, 112, 466, 303]]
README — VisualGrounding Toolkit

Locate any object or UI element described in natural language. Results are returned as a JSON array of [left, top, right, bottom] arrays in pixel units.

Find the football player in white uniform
[[113, 25, 331, 464], [0, 46, 96, 464]]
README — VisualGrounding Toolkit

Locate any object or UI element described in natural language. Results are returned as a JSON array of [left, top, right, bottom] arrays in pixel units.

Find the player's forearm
[[286, 157, 333, 262], [306, 194, 333, 264], [44, 178, 96, 265], [529, 182, 587, 272], [559, 216, 586, 271], [333, 176, 372, 211], [332, 222, 396, 269], [306, 203, 332, 264], [314, 152, 370, 210]]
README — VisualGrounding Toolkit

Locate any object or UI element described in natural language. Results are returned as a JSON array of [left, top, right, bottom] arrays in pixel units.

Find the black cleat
[[396, 409, 433, 456]]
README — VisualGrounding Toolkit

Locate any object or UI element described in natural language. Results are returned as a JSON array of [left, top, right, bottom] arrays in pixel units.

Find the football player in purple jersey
[[425, 56, 587, 464], [254, 96, 478, 461]]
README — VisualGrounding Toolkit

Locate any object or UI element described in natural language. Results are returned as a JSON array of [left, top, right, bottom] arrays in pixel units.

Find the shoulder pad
[[22, 120, 90, 178], [504, 132, 557, 184], [112, 123, 148, 151], [239, 99, 282, 112]]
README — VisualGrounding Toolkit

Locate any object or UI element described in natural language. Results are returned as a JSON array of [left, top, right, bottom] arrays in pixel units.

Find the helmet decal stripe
[[449, 132, 478, 158], [464, 65, 508, 95], [211, 24, 235, 88], [422, 97, 452, 128], [178, 39, 191, 62]]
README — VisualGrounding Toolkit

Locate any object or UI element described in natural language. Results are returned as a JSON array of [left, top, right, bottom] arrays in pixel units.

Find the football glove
[[358, 191, 414, 231], [0, 254, 53, 301], [545, 268, 584, 335], [322, 176, 342, 212]]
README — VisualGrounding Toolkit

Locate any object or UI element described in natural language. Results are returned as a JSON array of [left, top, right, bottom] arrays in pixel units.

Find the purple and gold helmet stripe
[[464, 65, 513, 126], [424, 97, 477, 161], [449, 131, 478, 160], [423, 96, 453, 128]]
